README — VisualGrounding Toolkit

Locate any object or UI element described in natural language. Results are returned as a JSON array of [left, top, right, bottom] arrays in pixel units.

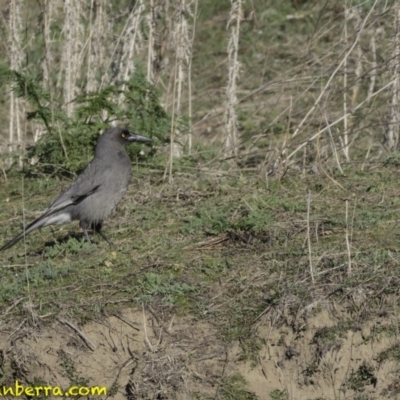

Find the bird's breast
[[77, 158, 132, 224]]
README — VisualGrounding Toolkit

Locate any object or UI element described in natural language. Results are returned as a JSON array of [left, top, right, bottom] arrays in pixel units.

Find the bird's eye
[[121, 133, 126, 138]]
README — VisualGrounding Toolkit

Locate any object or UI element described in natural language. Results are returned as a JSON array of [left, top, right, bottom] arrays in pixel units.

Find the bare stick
[[224, 0, 242, 158], [117, 0, 145, 104], [164, 60, 178, 183], [325, 113, 344, 174], [8, 0, 24, 166], [368, 31, 377, 100], [58, 318, 97, 351], [142, 304, 155, 352], [147, 0, 155, 83], [342, 1, 350, 161], [111, 313, 140, 332], [187, 0, 199, 154], [61, 0, 84, 117], [350, 9, 363, 108], [388, 3, 400, 149], [287, 80, 394, 160], [307, 190, 315, 284], [345, 200, 352, 276], [290, 0, 378, 141]]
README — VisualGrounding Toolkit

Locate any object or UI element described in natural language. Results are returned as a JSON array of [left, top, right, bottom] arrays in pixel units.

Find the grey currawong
[[0, 127, 152, 251]]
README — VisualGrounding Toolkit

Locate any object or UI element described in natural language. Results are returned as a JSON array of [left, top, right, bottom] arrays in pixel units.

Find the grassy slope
[[1, 0, 399, 398], [2, 157, 400, 397]]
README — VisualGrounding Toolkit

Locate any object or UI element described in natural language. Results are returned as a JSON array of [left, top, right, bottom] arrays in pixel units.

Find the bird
[[0, 127, 152, 251]]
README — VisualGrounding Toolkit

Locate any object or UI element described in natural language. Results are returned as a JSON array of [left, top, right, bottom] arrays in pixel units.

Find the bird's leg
[[94, 223, 113, 245], [83, 228, 92, 244], [97, 230, 113, 245]]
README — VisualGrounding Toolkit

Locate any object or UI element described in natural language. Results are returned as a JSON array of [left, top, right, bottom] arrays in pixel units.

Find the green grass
[[219, 374, 258, 400], [2, 160, 400, 321], [0, 1, 398, 397], [2, 158, 400, 396]]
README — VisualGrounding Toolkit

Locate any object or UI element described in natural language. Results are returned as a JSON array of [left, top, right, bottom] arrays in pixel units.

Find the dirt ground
[[0, 300, 398, 400]]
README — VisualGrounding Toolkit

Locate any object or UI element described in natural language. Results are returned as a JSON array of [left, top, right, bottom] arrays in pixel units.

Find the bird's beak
[[127, 132, 152, 143]]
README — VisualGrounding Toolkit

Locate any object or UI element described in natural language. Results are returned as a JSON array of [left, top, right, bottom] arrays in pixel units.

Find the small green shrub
[[2, 67, 170, 175]]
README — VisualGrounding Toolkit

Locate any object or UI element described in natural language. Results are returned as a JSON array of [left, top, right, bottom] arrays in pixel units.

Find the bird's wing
[[40, 184, 101, 218], [41, 160, 110, 218], [0, 162, 109, 252]]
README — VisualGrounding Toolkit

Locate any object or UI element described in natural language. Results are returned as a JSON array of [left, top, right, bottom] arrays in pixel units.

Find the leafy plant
[[2, 67, 170, 175], [220, 374, 258, 400], [345, 362, 377, 392], [138, 272, 194, 305]]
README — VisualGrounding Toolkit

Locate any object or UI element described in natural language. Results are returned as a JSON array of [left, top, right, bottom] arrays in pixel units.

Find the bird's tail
[[0, 215, 48, 252], [1, 184, 100, 252]]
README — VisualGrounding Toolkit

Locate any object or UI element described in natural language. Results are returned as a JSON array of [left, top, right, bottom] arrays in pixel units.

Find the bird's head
[[100, 127, 152, 148], [117, 127, 152, 146]]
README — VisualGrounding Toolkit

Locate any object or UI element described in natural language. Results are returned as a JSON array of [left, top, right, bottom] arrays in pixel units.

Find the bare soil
[[1, 300, 397, 400]]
